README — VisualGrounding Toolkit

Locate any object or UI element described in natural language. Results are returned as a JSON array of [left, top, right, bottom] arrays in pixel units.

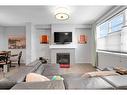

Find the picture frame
[[8, 35, 26, 49], [78, 35, 88, 44]]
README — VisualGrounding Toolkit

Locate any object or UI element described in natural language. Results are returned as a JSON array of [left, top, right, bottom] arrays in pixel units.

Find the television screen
[[54, 32, 72, 44]]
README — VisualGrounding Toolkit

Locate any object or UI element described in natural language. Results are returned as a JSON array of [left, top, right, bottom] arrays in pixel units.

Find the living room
[[0, 7, 95, 66], [0, 3, 127, 92]]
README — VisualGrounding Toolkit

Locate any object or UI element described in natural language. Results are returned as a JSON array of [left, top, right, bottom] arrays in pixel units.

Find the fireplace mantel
[[49, 44, 77, 49]]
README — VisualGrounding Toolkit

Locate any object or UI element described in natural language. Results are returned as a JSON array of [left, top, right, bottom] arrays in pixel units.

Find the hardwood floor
[[59, 63, 96, 74], [0, 63, 96, 80], [0, 64, 25, 79]]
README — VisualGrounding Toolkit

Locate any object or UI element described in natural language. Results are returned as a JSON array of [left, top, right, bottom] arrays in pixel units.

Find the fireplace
[[57, 53, 70, 68]]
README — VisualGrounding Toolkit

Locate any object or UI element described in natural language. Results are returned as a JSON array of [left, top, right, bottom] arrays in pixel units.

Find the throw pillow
[[51, 75, 64, 80], [81, 71, 118, 78], [26, 73, 50, 82]]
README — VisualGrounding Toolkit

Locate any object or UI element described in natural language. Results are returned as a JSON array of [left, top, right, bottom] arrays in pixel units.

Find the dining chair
[[10, 51, 22, 66], [18, 51, 22, 66], [0, 53, 11, 73]]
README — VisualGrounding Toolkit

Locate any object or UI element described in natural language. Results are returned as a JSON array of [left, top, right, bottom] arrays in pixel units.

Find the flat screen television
[[54, 32, 72, 44]]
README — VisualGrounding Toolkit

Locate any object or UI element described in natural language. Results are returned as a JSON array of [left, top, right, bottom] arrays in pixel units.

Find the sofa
[[0, 59, 126, 90], [0, 60, 65, 89]]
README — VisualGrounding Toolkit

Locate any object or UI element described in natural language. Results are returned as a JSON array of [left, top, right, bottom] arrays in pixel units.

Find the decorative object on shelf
[[8, 35, 26, 49], [40, 35, 49, 44], [54, 7, 70, 20], [78, 35, 88, 44]]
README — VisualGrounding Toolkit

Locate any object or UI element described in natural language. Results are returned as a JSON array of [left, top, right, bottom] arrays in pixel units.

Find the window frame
[[96, 11, 125, 53]]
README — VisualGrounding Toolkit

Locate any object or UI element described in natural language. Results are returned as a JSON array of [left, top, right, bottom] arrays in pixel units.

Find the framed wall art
[[8, 35, 26, 49], [40, 35, 49, 44], [78, 35, 88, 44]]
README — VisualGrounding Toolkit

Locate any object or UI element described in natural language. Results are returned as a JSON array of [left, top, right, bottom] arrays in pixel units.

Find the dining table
[[0, 51, 11, 73], [0, 51, 7, 55]]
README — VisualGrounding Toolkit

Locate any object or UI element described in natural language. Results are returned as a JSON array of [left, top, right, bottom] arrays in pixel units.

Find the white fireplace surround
[[50, 24, 76, 64], [50, 48, 75, 64]]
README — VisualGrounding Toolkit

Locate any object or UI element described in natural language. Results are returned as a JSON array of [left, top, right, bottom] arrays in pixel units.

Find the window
[[96, 13, 124, 52], [96, 22, 109, 50], [110, 14, 124, 33], [99, 21, 109, 38]]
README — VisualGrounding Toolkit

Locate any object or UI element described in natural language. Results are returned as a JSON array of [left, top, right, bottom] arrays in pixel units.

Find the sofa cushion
[[26, 59, 41, 67], [30, 62, 42, 72], [0, 78, 16, 89], [42, 64, 60, 76], [6, 66, 34, 83], [102, 75, 127, 89], [62, 73, 83, 78], [26, 73, 50, 82], [34, 64, 45, 74], [62, 74, 114, 89], [11, 80, 65, 89]]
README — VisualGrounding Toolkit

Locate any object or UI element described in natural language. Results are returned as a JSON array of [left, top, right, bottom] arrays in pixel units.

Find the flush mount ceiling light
[[54, 7, 70, 20]]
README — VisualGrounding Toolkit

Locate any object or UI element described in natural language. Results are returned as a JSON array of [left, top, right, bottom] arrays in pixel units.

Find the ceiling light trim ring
[[55, 13, 69, 20]]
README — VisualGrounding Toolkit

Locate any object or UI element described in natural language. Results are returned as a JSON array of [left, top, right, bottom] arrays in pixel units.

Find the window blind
[[96, 14, 124, 52]]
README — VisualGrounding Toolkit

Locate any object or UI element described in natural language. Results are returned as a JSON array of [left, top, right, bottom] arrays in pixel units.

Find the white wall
[[33, 24, 93, 64], [31, 24, 92, 63], [33, 28, 51, 61], [0, 26, 6, 50], [0, 26, 26, 63], [25, 23, 33, 64], [0, 24, 93, 65], [75, 28, 92, 63]]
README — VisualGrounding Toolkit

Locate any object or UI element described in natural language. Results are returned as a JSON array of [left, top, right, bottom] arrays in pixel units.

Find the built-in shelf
[[49, 44, 77, 49]]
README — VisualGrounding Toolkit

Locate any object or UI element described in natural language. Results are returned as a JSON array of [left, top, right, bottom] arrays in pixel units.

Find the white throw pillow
[[26, 73, 50, 82]]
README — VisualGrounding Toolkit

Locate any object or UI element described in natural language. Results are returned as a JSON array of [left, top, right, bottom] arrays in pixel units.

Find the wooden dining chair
[[0, 54, 11, 72], [10, 51, 22, 66], [0, 56, 6, 72], [0, 56, 6, 65], [18, 51, 22, 66]]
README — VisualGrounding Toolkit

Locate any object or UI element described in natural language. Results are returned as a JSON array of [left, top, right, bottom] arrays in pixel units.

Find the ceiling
[[0, 6, 113, 26]]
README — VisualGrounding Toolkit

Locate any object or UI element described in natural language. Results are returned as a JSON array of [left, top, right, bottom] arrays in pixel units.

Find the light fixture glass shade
[[54, 7, 70, 20]]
